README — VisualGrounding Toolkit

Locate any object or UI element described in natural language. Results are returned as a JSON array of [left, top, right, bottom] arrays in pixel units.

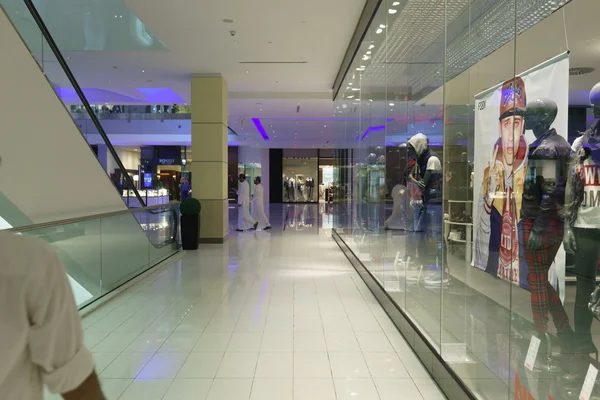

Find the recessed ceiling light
[[223, 19, 234, 23], [376, 28, 383, 34], [389, 102, 395, 106], [388, 8, 397, 14], [141, 69, 145, 73], [369, 44, 374, 49], [392, 1, 400, 5], [379, 24, 386, 28]]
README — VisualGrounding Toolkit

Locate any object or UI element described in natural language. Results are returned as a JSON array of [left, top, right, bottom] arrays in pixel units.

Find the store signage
[[157, 158, 178, 165]]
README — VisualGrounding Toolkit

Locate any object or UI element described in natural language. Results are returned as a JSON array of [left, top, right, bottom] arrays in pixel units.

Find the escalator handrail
[[21, 0, 146, 208], [6, 201, 180, 233]]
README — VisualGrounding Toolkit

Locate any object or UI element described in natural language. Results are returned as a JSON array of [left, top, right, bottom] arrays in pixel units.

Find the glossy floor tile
[[44, 204, 445, 399]]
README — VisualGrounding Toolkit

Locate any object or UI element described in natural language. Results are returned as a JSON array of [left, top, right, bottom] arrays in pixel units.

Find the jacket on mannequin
[[564, 82, 600, 355], [407, 133, 442, 205], [519, 98, 572, 337]]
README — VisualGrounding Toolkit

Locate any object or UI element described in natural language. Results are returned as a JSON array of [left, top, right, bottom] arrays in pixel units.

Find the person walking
[[0, 230, 105, 399], [251, 176, 271, 230], [180, 177, 190, 200], [236, 174, 258, 232]]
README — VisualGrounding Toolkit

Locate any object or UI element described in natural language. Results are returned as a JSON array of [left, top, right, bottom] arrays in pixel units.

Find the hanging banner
[[473, 52, 570, 295]]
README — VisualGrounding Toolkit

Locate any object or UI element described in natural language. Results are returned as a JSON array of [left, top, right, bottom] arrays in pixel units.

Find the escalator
[[0, 0, 180, 308]]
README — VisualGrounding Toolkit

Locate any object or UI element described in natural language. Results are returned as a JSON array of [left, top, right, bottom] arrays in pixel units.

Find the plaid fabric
[[521, 218, 569, 333]]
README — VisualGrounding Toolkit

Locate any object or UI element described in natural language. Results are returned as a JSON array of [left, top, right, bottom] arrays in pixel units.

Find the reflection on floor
[[45, 204, 445, 400], [335, 203, 600, 400]]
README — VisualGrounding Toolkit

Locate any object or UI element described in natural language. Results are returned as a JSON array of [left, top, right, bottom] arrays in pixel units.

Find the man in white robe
[[236, 174, 257, 231], [251, 176, 271, 230]]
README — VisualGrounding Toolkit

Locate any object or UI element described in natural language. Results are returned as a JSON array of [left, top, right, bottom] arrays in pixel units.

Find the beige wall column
[[191, 75, 228, 243]]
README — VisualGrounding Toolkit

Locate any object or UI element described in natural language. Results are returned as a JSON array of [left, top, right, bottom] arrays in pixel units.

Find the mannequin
[[251, 176, 271, 230], [283, 175, 290, 200], [289, 177, 295, 201], [519, 98, 573, 347], [564, 82, 600, 355], [236, 174, 258, 232], [406, 133, 444, 283], [384, 178, 406, 230], [306, 177, 315, 201]]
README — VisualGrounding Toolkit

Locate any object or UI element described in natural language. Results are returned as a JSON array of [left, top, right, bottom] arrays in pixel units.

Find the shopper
[[0, 230, 105, 399], [236, 174, 258, 232], [251, 176, 272, 230], [180, 177, 191, 200]]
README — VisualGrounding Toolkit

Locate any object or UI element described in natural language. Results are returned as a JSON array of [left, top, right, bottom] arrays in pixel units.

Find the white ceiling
[[41, 0, 367, 101], [14, 0, 600, 149]]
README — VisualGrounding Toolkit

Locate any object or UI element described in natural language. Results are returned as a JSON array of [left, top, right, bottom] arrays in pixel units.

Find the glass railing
[[0, 0, 145, 207], [8, 203, 180, 309]]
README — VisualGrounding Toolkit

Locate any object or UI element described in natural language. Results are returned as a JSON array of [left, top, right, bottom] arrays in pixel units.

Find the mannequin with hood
[[236, 174, 258, 232], [251, 176, 271, 230], [407, 133, 443, 207], [564, 82, 600, 356], [520, 98, 573, 349], [406, 133, 444, 280]]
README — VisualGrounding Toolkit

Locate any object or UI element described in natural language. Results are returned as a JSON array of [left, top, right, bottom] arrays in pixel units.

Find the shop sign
[[157, 158, 179, 165]]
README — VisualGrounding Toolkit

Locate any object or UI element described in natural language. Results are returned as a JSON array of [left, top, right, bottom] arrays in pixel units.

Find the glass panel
[[15, 204, 179, 309], [23, 219, 102, 308], [509, 1, 588, 399], [99, 212, 149, 293]]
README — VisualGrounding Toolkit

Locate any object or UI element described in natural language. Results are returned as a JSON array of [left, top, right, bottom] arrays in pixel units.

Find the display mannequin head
[[407, 133, 427, 158], [590, 82, 600, 118], [254, 176, 261, 185], [525, 98, 557, 138]]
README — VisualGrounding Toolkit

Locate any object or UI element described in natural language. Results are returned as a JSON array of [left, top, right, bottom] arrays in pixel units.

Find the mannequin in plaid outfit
[[519, 99, 573, 344]]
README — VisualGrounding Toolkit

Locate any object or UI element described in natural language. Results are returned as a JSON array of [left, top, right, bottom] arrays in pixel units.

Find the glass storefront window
[[282, 157, 318, 203], [332, 0, 600, 399]]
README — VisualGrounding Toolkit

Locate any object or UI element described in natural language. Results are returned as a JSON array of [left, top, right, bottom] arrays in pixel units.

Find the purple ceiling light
[[251, 118, 270, 140], [360, 125, 386, 140]]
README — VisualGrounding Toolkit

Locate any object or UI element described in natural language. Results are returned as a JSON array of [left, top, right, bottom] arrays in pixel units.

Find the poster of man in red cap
[[473, 53, 569, 293], [476, 77, 528, 285]]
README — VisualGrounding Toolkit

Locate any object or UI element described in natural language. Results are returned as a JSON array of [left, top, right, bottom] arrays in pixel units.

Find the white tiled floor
[[44, 204, 446, 400]]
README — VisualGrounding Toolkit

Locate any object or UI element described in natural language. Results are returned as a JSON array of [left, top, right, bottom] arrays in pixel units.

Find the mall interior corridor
[[45, 204, 445, 400]]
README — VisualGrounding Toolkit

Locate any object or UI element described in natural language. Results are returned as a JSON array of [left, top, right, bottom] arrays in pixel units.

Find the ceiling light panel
[[352, 0, 570, 100]]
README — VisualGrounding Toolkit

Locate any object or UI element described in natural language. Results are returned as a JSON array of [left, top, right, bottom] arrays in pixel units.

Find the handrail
[[21, 0, 146, 208], [7, 201, 179, 233]]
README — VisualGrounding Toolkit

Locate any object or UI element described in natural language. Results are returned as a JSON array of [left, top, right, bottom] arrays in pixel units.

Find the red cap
[[499, 77, 526, 120]]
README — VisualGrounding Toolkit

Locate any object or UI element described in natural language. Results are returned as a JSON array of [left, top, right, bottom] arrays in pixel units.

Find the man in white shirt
[[0, 230, 104, 399]]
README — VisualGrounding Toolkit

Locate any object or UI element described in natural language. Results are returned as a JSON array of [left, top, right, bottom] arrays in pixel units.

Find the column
[[191, 75, 229, 243]]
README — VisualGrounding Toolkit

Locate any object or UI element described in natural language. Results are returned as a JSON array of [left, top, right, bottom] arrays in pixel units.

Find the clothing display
[[517, 98, 572, 335], [283, 177, 291, 200], [306, 177, 315, 201], [407, 133, 445, 272], [564, 83, 600, 353], [289, 178, 295, 201]]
